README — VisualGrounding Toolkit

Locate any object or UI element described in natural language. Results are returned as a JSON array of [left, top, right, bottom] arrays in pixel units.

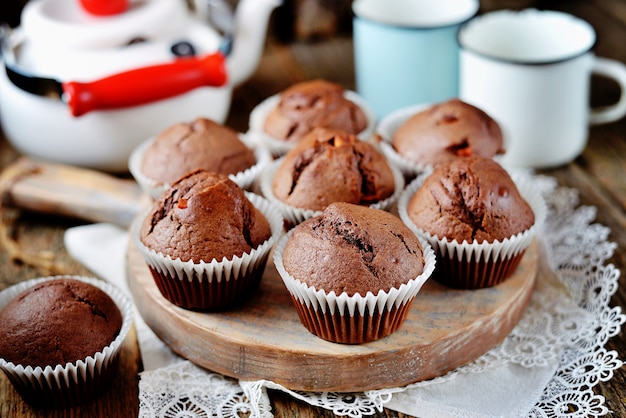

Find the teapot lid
[[21, 0, 187, 49]]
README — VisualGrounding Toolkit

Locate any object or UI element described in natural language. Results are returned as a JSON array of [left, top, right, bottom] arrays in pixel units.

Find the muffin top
[[140, 170, 271, 262], [282, 202, 425, 296], [141, 117, 256, 185], [272, 128, 396, 211], [263, 79, 368, 143], [391, 99, 504, 166], [0, 278, 122, 368], [407, 156, 534, 243]]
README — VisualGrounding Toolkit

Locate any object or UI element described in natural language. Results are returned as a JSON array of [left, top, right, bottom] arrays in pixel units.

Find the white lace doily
[[137, 174, 624, 418]]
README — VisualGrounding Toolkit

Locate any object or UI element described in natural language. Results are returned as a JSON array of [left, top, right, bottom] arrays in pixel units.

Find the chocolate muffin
[[406, 156, 534, 243], [391, 99, 504, 167], [270, 128, 397, 212], [0, 276, 132, 408], [274, 202, 436, 344], [0, 278, 122, 368], [398, 156, 544, 289], [140, 170, 271, 263], [130, 117, 270, 199], [263, 79, 369, 143], [283, 202, 426, 295], [141, 117, 256, 184], [135, 170, 282, 310]]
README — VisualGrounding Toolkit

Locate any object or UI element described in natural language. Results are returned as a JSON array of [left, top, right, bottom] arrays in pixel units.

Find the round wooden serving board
[[128, 239, 538, 392]]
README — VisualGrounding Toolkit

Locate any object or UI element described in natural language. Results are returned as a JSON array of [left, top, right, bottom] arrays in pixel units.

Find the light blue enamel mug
[[353, 0, 479, 119]]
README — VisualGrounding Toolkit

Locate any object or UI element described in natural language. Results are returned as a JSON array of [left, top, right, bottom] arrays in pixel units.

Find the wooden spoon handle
[[1, 157, 147, 228]]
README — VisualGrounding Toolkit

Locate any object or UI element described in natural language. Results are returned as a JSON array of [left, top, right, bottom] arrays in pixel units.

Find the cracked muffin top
[[141, 117, 256, 185], [406, 156, 534, 243], [271, 127, 396, 211], [0, 278, 122, 368], [263, 79, 368, 143], [282, 202, 426, 296], [140, 170, 271, 262], [391, 99, 504, 166]]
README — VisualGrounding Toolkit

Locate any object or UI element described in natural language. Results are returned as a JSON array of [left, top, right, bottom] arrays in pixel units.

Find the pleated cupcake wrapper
[[247, 90, 378, 157], [259, 157, 405, 227], [397, 170, 547, 289], [128, 133, 272, 200], [0, 275, 134, 408], [273, 230, 436, 343], [376, 103, 434, 179], [132, 192, 284, 310]]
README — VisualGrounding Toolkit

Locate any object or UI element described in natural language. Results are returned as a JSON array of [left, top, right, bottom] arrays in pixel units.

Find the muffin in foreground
[[260, 127, 403, 226], [0, 276, 133, 409], [398, 156, 545, 289], [378, 99, 504, 178], [274, 202, 436, 344], [129, 117, 270, 198], [249, 79, 376, 156], [133, 170, 283, 310]]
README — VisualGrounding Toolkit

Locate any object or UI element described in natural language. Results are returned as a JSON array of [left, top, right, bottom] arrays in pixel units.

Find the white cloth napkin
[[61, 222, 576, 418], [385, 364, 557, 418]]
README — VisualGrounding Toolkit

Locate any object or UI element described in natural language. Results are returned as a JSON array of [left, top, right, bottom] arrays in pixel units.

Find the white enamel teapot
[[0, 0, 280, 171]]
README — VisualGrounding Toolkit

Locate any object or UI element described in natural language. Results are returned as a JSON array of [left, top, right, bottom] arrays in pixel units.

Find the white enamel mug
[[353, 0, 479, 120], [458, 9, 626, 168]]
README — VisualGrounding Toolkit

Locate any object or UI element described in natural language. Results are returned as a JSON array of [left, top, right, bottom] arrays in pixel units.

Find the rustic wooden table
[[1, 1, 625, 417]]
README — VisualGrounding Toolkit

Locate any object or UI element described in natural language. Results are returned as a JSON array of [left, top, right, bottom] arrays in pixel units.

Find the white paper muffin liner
[[247, 90, 378, 157], [259, 157, 405, 228], [128, 133, 272, 200], [0, 275, 134, 408], [132, 192, 284, 310], [397, 170, 547, 289], [273, 228, 436, 344]]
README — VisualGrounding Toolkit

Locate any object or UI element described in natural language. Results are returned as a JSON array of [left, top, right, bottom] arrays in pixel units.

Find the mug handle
[[589, 57, 626, 125]]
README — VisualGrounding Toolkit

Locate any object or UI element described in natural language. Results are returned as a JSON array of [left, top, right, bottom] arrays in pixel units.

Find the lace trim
[[138, 174, 624, 418], [138, 361, 273, 418]]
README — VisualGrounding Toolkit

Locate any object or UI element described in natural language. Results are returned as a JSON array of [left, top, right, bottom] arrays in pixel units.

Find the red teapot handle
[[62, 52, 228, 117]]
